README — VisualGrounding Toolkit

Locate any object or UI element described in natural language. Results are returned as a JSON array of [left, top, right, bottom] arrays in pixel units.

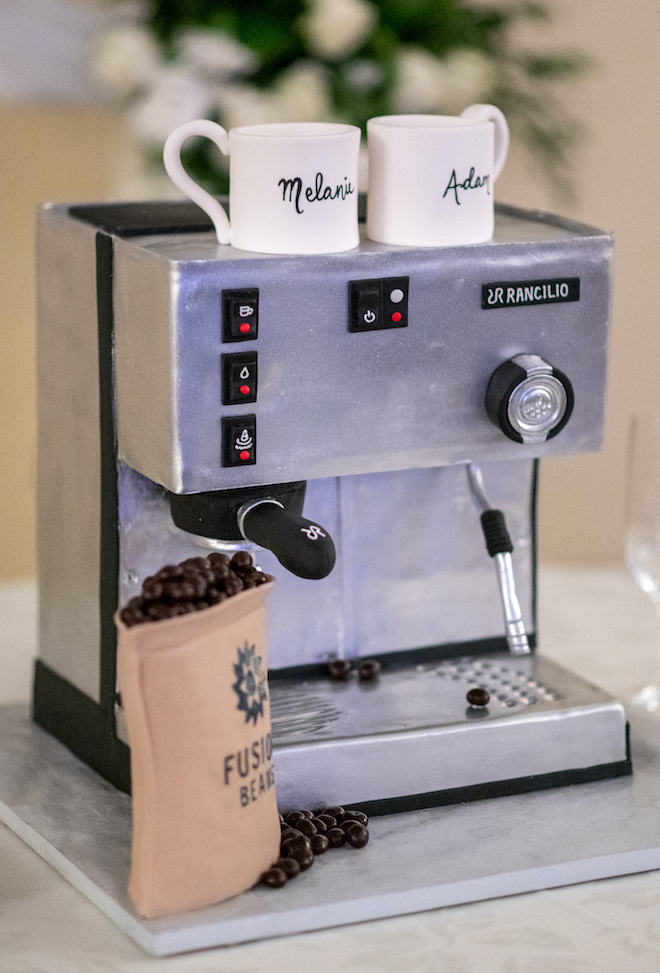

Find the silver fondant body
[[36, 202, 627, 809]]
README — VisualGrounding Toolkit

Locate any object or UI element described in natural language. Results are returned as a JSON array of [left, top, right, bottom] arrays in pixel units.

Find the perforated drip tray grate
[[426, 656, 565, 709], [269, 654, 630, 812]]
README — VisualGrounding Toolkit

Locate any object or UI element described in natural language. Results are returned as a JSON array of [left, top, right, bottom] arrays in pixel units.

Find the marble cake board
[[1, 702, 659, 957]]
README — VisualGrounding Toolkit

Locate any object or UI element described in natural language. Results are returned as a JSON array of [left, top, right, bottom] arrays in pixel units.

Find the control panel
[[112, 213, 612, 494]]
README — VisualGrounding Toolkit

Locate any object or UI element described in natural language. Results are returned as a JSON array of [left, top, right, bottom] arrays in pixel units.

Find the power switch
[[223, 288, 259, 342], [349, 278, 382, 332], [349, 276, 409, 331], [222, 351, 257, 404], [222, 415, 256, 466]]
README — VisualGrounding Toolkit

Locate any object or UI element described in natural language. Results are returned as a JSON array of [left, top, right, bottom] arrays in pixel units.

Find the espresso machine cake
[[34, 198, 630, 814]]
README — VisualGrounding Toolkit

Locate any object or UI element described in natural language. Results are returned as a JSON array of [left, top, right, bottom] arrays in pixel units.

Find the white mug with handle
[[366, 104, 509, 247], [163, 119, 361, 254]]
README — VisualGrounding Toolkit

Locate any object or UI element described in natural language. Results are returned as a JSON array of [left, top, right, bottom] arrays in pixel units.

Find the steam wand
[[466, 464, 530, 656]]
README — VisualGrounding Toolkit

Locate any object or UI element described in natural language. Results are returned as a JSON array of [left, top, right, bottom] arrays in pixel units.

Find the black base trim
[[351, 754, 633, 818], [33, 660, 131, 794]]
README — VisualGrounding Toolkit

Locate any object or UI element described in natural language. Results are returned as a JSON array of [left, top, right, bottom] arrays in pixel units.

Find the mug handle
[[460, 104, 510, 182], [163, 119, 231, 244]]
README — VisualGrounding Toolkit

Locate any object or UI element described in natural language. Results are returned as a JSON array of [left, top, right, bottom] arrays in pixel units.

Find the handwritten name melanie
[[443, 166, 490, 205], [278, 173, 355, 214]]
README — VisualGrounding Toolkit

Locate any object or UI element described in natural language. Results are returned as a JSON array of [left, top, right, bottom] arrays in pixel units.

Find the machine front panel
[[113, 209, 612, 494]]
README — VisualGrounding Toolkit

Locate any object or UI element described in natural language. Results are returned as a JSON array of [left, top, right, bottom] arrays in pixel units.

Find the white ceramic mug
[[163, 119, 361, 254], [366, 104, 509, 247]]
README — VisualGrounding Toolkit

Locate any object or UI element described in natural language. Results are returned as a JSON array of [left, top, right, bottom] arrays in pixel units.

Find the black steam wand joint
[[467, 464, 530, 656], [238, 499, 336, 580]]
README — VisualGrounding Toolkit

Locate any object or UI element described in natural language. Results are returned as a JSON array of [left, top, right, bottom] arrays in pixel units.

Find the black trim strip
[[33, 660, 131, 793], [531, 458, 539, 633], [269, 632, 537, 682], [96, 231, 120, 715], [347, 751, 633, 818], [69, 195, 367, 238]]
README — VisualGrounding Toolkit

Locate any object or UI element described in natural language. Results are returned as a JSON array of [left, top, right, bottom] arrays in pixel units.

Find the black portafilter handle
[[238, 500, 336, 580]]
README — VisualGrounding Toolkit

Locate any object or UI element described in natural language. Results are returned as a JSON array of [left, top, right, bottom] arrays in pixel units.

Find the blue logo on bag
[[232, 642, 268, 724]]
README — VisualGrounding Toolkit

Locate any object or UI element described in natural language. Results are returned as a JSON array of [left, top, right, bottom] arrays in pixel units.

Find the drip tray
[[270, 655, 631, 812]]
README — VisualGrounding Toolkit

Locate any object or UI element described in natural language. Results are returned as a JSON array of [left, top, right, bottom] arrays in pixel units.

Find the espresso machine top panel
[[103, 203, 612, 494]]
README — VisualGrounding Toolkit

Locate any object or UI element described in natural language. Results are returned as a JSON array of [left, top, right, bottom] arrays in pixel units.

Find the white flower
[[393, 47, 450, 113], [393, 46, 497, 115], [344, 59, 382, 92], [218, 62, 331, 129], [127, 64, 212, 144], [177, 28, 259, 78], [275, 62, 332, 121], [93, 24, 162, 100], [219, 85, 283, 130], [299, 0, 377, 61], [441, 49, 497, 113]]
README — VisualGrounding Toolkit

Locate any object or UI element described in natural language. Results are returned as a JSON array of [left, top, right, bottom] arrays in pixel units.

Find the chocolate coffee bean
[[281, 836, 312, 858], [358, 659, 381, 681], [119, 607, 143, 626], [296, 850, 315, 871], [261, 867, 287, 888], [224, 573, 244, 596], [345, 823, 369, 848], [328, 659, 352, 681], [285, 811, 307, 825], [210, 561, 230, 580], [315, 813, 337, 830], [276, 857, 301, 879], [141, 579, 164, 602], [155, 564, 184, 580], [340, 810, 369, 826], [466, 687, 490, 707], [294, 818, 317, 837], [311, 833, 330, 855], [326, 827, 347, 848], [322, 806, 345, 818], [146, 603, 171, 621], [181, 557, 209, 570], [310, 816, 328, 833], [230, 551, 254, 573]]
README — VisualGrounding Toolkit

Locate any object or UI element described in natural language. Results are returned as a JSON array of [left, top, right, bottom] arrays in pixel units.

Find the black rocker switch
[[223, 288, 259, 342], [222, 351, 258, 404], [349, 276, 409, 332], [349, 278, 382, 332], [222, 415, 256, 466]]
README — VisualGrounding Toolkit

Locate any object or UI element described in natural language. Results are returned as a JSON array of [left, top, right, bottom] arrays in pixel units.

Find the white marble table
[[3, 568, 660, 972]]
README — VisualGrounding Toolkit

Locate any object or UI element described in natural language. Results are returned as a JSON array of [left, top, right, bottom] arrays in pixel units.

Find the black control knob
[[485, 354, 574, 444], [238, 500, 336, 580]]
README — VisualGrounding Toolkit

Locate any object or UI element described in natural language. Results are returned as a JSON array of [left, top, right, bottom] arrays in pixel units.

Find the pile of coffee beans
[[261, 806, 370, 889], [118, 552, 271, 627], [328, 659, 382, 682]]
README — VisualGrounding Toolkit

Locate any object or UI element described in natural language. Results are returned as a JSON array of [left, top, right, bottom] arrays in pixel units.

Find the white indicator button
[[389, 288, 405, 304]]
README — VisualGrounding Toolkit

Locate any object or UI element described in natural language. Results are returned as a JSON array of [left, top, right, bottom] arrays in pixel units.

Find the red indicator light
[[239, 322, 251, 334], [239, 384, 251, 396], [391, 311, 402, 322], [239, 450, 251, 461]]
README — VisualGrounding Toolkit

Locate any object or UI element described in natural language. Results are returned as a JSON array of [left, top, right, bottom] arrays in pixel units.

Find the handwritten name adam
[[443, 166, 490, 205], [278, 173, 355, 214]]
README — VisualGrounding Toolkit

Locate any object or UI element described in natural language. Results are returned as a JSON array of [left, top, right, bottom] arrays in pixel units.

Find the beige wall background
[[0, 1, 658, 580]]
